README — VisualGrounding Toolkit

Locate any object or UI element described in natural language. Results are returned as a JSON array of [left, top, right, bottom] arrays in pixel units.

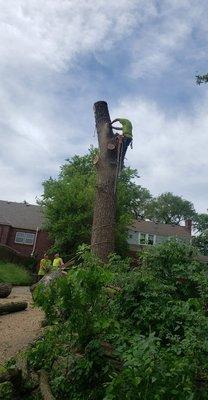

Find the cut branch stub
[[91, 101, 117, 262]]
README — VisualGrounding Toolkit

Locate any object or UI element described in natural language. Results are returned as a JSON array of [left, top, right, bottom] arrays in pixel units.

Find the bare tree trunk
[[91, 101, 118, 262]]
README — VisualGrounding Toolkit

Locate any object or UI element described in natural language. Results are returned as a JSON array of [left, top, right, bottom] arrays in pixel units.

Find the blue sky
[[1, 0, 208, 212]]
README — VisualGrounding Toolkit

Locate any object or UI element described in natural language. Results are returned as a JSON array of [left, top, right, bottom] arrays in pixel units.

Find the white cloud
[[0, 0, 208, 210], [0, 0, 158, 204], [130, 0, 208, 78], [0, 0, 144, 72], [112, 95, 208, 212]]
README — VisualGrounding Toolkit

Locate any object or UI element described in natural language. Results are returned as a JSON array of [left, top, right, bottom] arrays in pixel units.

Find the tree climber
[[110, 118, 133, 166]]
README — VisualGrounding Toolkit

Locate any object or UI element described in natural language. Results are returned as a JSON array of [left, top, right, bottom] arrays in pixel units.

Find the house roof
[[0, 200, 44, 230], [130, 219, 191, 238]]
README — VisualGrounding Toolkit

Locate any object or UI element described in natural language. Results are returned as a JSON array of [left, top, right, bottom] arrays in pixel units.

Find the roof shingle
[[130, 219, 191, 238], [0, 200, 44, 230]]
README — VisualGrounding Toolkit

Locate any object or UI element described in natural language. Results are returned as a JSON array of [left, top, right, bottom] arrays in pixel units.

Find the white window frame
[[15, 231, 35, 246], [138, 232, 156, 245]]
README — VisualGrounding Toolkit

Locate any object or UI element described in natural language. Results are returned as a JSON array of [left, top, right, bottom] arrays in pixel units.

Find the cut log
[[0, 301, 27, 315], [0, 283, 12, 298], [39, 370, 55, 400]]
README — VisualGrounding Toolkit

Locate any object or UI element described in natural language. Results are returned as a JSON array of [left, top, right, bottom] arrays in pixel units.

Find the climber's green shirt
[[118, 119, 133, 139]]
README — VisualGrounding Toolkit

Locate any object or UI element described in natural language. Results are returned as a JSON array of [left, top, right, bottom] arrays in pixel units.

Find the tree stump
[[0, 283, 12, 298]]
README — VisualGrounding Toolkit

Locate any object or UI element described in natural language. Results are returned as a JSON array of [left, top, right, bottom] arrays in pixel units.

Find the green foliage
[[39, 150, 96, 258], [39, 149, 149, 258], [0, 382, 13, 400], [0, 261, 33, 285], [196, 74, 208, 85], [146, 192, 196, 224], [192, 214, 208, 255], [193, 213, 208, 234], [28, 242, 208, 399], [193, 232, 208, 256]]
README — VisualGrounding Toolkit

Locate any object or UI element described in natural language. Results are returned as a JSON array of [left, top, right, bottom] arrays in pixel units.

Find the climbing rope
[[114, 135, 123, 194]]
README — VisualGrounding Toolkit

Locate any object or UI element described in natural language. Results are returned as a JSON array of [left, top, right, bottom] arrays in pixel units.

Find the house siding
[[35, 230, 52, 259], [127, 220, 192, 252], [128, 230, 138, 245], [0, 225, 11, 245], [0, 224, 52, 259]]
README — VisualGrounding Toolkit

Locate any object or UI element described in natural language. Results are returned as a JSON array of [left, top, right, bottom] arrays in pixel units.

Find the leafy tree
[[192, 214, 208, 256], [196, 74, 208, 85], [146, 192, 196, 225], [39, 150, 96, 258], [116, 167, 152, 220], [193, 232, 208, 256], [39, 149, 150, 258], [193, 213, 208, 233]]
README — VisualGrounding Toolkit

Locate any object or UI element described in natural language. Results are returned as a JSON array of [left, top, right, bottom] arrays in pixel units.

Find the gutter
[[31, 226, 39, 257]]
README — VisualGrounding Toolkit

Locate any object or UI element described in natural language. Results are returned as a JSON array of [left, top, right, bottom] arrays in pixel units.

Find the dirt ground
[[0, 286, 44, 365]]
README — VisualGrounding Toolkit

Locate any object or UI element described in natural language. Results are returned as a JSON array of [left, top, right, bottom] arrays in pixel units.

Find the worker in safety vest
[[38, 254, 52, 279], [52, 253, 64, 270], [110, 118, 133, 164]]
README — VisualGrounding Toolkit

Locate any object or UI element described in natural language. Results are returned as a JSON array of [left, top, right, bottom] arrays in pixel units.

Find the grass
[[0, 261, 33, 285]]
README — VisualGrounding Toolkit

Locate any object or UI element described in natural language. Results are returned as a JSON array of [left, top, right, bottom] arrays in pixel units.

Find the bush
[[0, 262, 33, 285], [28, 241, 208, 399]]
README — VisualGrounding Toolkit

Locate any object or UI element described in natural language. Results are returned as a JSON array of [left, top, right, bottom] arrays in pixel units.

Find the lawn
[[0, 261, 33, 285]]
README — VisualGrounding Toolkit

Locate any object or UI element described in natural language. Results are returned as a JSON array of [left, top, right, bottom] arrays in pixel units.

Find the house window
[[140, 233, 146, 245], [15, 232, 35, 245], [148, 234, 154, 245], [139, 233, 155, 245]]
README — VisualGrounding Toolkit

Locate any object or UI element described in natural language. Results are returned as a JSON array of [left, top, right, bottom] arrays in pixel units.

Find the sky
[[1, 0, 208, 212]]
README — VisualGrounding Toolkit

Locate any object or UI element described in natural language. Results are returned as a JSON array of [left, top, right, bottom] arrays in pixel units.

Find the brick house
[[128, 219, 192, 253], [0, 200, 51, 259]]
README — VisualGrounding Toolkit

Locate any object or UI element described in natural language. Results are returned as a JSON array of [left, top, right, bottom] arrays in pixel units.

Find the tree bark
[[91, 101, 118, 262], [30, 270, 64, 295], [0, 283, 12, 298], [0, 301, 27, 315]]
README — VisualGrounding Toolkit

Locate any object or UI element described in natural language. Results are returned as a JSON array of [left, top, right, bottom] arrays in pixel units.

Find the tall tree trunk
[[91, 101, 117, 262]]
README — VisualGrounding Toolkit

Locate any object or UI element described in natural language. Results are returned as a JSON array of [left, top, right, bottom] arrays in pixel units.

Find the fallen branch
[[0, 301, 27, 315], [105, 285, 123, 298], [39, 369, 55, 400], [106, 285, 123, 292], [30, 270, 63, 294]]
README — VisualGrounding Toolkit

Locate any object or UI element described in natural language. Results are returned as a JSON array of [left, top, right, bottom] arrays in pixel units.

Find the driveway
[[0, 286, 44, 364]]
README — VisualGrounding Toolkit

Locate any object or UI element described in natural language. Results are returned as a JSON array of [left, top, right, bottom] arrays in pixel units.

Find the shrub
[[0, 261, 33, 285], [28, 241, 208, 399]]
